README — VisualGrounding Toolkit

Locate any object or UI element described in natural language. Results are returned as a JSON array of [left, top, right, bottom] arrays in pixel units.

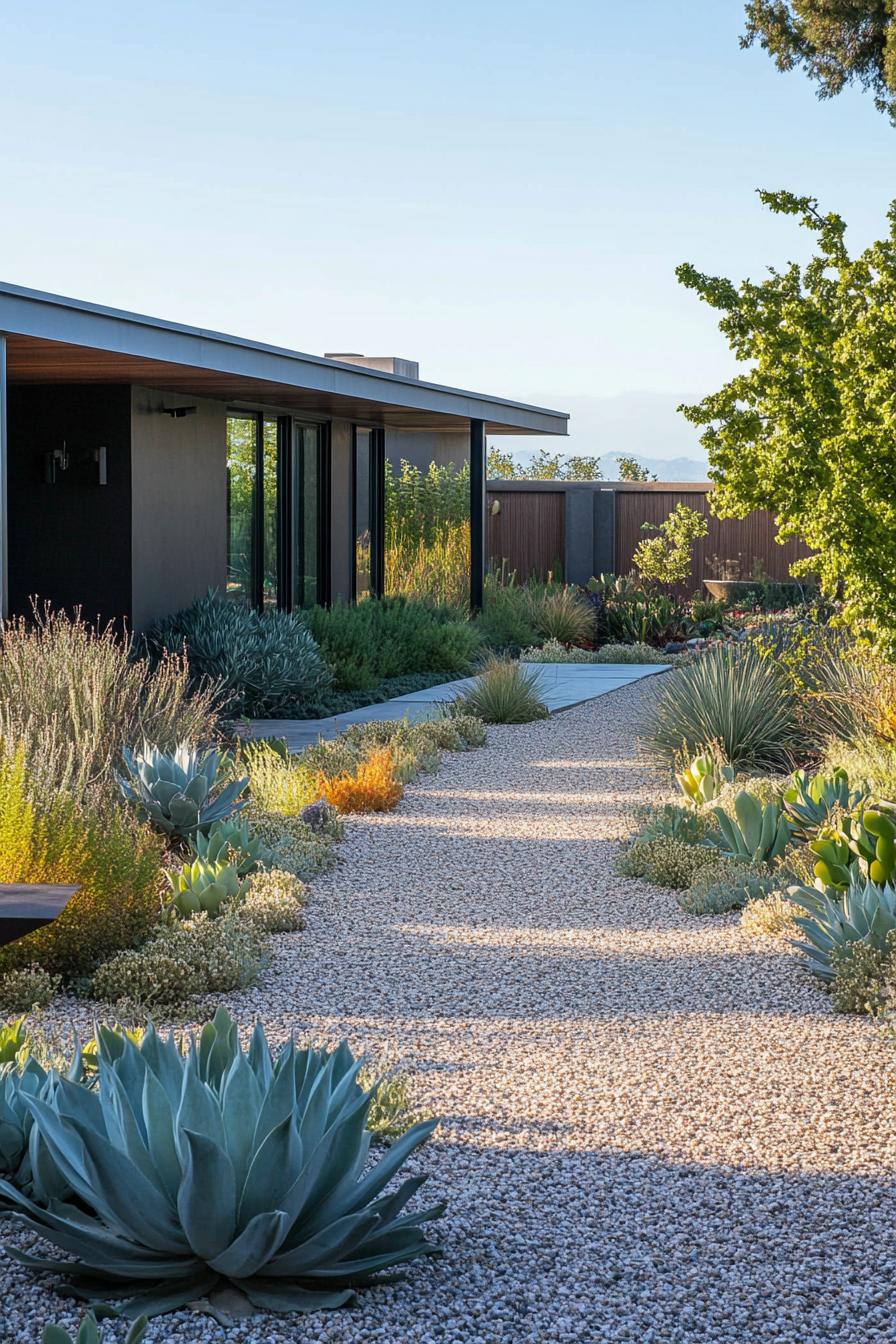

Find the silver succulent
[[115, 741, 247, 838]]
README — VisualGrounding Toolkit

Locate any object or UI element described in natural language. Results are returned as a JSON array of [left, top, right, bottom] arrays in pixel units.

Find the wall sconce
[[43, 441, 108, 486], [489, 499, 501, 516]]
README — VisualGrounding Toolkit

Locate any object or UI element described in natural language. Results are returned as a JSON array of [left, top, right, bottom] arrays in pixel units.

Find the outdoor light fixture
[[161, 405, 197, 418], [43, 441, 108, 486]]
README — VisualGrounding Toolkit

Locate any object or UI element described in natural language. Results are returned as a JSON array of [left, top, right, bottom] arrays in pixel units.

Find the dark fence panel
[[614, 489, 813, 595], [487, 489, 565, 580]]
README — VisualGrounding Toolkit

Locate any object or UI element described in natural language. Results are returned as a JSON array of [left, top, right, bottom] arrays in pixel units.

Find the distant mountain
[[497, 390, 710, 480]]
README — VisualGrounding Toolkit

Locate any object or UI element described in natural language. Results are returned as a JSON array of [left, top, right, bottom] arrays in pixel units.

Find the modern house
[[0, 283, 568, 628]]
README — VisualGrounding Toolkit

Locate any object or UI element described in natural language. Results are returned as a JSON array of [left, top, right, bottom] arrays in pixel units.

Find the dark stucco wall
[[130, 387, 227, 630], [7, 384, 133, 623]]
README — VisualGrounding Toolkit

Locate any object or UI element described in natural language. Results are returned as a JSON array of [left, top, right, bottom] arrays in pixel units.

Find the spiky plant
[[788, 874, 896, 981], [0, 1008, 442, 1319], [43, 1312, 147, 1344], [189, 818, 275, 877], [165, 857, 249, 919], [708, 793, 793, 865], [782, 768, 867, 838], [454, 658, 548, 725], [116, 742, 247, 838], [642, 641, 800, 771]]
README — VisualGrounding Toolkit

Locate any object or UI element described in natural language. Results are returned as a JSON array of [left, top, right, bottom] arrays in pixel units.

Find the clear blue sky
[[1, 1, 894, 456]]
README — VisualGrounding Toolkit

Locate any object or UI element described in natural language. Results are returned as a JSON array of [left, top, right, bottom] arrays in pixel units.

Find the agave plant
[[189, 818, 275, 877], [810, 807, 896, 888], [0, 1008, 442, 1318], [116, 741, 248, 838], [0, 1053, 82, 1205], [782, 768, 867, 838], [788, 873, 896, 981], [709, 792, 792, 865], [676, 752, 735, 807], [165, 857, 249, 918], [43, 1312, 147, 1344]]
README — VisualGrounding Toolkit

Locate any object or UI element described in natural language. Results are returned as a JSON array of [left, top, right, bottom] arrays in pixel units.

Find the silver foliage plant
[[0, 1008, 443, 1319], [115, 742, 248, 838]]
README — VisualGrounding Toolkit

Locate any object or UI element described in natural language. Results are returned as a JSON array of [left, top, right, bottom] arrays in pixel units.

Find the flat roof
[[0, 282, 568, 436]]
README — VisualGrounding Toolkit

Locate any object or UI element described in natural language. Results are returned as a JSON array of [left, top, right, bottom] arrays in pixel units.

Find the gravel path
[[5, 679, 896, 1343]]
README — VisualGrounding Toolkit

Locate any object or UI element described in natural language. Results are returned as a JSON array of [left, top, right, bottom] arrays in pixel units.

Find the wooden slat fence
[[487, 488, 565, 580]]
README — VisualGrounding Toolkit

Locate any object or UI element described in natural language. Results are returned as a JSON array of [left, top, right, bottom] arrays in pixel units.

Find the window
[[227, 411, 329, 612], [353, 426, 384, 600]]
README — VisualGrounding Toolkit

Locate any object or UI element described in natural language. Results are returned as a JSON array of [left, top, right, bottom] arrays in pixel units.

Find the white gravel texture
[[4, 679, 896, 1343]]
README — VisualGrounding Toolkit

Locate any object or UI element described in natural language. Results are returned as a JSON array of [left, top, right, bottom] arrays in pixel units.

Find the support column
[[0, 335, 6, 617], [469, 418, 486, 612]]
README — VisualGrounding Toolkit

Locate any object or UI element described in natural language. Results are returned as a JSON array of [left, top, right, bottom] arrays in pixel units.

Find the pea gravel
[[4, 680, 896, 1344]]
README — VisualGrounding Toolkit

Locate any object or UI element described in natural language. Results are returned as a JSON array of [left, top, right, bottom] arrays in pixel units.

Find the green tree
[[633, 503, 708, 585], [487, 445, 517, 478], [615, 455, 656, 481], [676, 189, 896, 654], [742, 2, 896, 122]]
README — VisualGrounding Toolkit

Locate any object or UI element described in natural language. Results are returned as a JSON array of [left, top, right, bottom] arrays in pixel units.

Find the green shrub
[[678, 859, 776, 916], [239, 868, 307, 933], [830, 935, 895, 1015], [740, 890, 800, 937], [587, 573, 690, 646], [1, 1008, 442, 1317], [631, 801, 714, 845], [0, 606, 217, 805], [307, 596, 480, 692], [0, 966, 60, 1012], [521, 639, 669, 664], [822, 738, 896, 799], [0, 756, 164, 980], [89, 911, 268, 1013], [710, 773, 790, 820], [242, 741, 319, 817], [475, 571, 541, 653], [616, 836, 717, 889], [633, 502, 708, 585], [454, 658, 549, 724], [641, 641, 800, 771], [361, 1064, 430, 1142], [146, 590, 333, 718], [245, 808, 340, 879]]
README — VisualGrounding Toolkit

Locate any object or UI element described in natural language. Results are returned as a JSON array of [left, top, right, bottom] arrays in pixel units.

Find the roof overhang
[[0, 283, 568, 436]]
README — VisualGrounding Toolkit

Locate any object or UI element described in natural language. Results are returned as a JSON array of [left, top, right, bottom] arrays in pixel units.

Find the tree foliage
[[742, 1, 896, 122], [633, 502, 708, 585], [615, 455, 656, 481], [486, 446, 603, 480], [677, 189, 896, 654]]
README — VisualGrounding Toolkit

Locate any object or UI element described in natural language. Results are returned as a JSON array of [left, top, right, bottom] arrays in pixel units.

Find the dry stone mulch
[[5, 679, 896, 1343]]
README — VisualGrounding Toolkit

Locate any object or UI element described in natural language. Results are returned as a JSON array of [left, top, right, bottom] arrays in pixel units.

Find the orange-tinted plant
[[318, 748, 404, 814]]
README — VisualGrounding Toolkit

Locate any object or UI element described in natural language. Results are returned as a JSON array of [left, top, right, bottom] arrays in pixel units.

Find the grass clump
[[535, 588, 596, 646], [455, 657, 549, 724], [0, 606, 217, 805], [642, 641, 800, 772], [616, 836, 717, 889]]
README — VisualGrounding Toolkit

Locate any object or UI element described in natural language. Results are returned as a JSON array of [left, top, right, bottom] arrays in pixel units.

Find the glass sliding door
[[227, 410, 329, 612], [226, 414, 258, 603], [353, 426, 384, 600], [291, 422, 325, 609]]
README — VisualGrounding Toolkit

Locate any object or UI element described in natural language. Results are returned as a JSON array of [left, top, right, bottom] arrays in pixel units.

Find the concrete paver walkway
[[247, 661, 668, 751]]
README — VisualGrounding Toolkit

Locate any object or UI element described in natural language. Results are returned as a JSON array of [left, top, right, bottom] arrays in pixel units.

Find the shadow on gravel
[[412, 1139, 896, 1344]]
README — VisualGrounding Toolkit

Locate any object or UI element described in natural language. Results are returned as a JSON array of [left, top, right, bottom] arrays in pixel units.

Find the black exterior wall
[[7, 384, 132, 624]]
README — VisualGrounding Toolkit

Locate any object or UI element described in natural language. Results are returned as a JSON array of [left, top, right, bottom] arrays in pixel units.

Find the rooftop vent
[[324, 352, 419, 380]]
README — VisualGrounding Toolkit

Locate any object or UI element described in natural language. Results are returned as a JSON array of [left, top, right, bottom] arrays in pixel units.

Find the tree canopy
[[486, 446, 603, 481], [742, 2, 896, 121], [677, 189, 896, 654]]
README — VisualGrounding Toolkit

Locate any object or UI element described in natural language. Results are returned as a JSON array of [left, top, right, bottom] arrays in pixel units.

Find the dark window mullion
[[251, 411, 264, 609]]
